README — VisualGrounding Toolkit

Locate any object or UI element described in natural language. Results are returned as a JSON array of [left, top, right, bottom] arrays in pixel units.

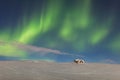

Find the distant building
[[74, 59, 85, 64]]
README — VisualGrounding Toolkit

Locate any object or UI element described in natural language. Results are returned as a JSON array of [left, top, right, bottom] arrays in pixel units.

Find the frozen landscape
[[0, 61, 119, 80]]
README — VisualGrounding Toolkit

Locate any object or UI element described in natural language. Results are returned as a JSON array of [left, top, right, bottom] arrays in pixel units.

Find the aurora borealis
[[0, 0, 120, 63]]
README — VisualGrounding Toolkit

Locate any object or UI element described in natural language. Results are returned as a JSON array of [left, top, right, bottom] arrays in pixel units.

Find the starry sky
[[0, 0, 120, 63]]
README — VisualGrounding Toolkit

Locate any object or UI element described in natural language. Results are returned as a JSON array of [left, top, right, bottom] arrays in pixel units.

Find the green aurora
[[0, 0, 120, 62]]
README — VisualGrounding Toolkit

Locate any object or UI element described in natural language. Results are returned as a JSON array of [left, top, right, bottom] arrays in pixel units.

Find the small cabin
[[74, 59, 85, 64]]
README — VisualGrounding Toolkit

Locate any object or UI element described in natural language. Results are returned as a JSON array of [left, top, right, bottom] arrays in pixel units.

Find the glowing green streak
[[0, 0, 117, 56], [41, 0, 63, 33], [60, 0, 91, 42], [89, 15, 115, 45], [109, 35, 120, 52], [19, 18, 39, 43], [0, 43, 27, 57], [90, 28, 109, 45], [79, 0, 91, 28], [19, 0, 63, 43], [60, 14, 73, 41], [73, 0, 91, 29]]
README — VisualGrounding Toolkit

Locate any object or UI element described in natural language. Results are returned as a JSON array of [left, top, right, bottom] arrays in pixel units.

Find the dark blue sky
[[0, 0, 120, 63]]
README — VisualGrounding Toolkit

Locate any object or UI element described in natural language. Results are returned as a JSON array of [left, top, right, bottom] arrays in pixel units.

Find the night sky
[[0, 0, 120, 63]]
